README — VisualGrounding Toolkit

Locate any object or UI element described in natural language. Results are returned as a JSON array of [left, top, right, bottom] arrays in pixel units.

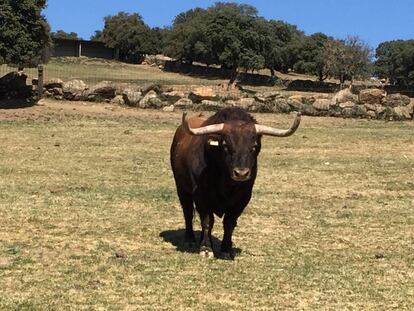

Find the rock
[[273, 98, 291, 113], [50, 87, 63, 96], [288, 95, 305, 103], [287, 98, 305, 111], [142, 84, 172, 96], [224, 100, 238, 107], [358, 88, 386, 105], [87, 81, 117, 100], [342, 108, 354, 118], [332, 88, 358, 104], [143, 54, 172, 67], [122, 90, 142, 107], [189, 87, 218, 103], [238, 98, 256, 110], [393, 106, 413, 120], [111, 95, 125, 105], [303, 104, 318, 116], [162, 91, 185, 103], [313, 99, 332, 111], [364, 103, 377, 111], [174, 98, 193, 109], [339, 101, 356, 109], [62, 79, 88, 100], [352, 105, 368, 118], [382, 93, 410, 107], [375, 104, 386, 114], [255, 91, 282, 103], [44, 78, 63, 89], [162, 105, 175, 112], [366, 110, 377, 119], [139, 90, 164, 108], [198, 100, 225, 111]]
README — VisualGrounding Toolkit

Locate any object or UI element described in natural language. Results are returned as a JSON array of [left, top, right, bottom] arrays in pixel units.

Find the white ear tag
[[208, 139, 220, 147]]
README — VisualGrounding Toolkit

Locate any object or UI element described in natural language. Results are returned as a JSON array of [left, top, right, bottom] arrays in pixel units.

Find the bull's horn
[[255, 112, 301, 137], [182, 112, 224, 136]]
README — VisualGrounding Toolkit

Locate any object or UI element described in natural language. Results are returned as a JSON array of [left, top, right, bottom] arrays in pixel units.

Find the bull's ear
[[208, 139, 220, 147]]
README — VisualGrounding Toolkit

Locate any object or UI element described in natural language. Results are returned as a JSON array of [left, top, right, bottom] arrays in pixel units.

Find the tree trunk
[[270, 68, 275, 76], [228, 66, 239, 89]]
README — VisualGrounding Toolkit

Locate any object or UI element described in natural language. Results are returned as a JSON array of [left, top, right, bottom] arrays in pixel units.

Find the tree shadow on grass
[[0, 97, 39, 109], [159, 229, 242, 258]]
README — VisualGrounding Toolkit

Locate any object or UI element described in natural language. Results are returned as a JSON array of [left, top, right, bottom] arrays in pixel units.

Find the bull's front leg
[[199, 212, 214, 258], [221, 215, 237, 260]]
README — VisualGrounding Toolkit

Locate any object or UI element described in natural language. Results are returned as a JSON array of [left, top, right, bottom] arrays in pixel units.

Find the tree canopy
[[375, 40, 414, 86], [165, 3, 304, 84], [0, 0, 51, 66], [51, 30, 80, 40], [100, 12, 162, 58]]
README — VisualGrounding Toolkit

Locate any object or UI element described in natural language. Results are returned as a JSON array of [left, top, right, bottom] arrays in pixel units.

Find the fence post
[[38, 64, 44, 98]]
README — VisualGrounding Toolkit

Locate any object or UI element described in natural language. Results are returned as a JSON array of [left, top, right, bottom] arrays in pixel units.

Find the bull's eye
[[222, 140, 230, 153], [251, 143, 258, 153]]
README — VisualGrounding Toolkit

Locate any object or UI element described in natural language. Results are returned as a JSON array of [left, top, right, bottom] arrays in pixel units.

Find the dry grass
[[0, 99, 413, 310]]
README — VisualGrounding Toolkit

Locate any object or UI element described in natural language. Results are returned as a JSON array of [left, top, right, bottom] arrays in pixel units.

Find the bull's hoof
[[219, 251, 235, 260], [200, 246, 214, 259]]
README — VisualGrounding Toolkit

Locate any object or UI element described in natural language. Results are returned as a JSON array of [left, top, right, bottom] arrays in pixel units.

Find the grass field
[[0, 57, 230, 88], [0, 99, 413, 310]]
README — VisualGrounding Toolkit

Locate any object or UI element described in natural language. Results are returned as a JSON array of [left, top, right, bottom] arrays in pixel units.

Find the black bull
[[170, 107, 301, 259]]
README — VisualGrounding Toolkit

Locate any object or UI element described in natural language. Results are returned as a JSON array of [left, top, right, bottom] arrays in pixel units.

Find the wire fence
[[2, 58, 414, 97]]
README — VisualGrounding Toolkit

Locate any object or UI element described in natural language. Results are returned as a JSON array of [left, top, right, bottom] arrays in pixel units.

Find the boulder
[[358, 88, 386, 105], [162, 91, 185, 103], [198, 100, 225, 111], [111, 95, 125, 105], [273, 98, 291, 113], [332, 88, 358, 104], [254, 91, 281, 103], [87, 81, 117, 101], [122, 90, 142, 107], [382, 93, 411, 107], [238, 98, 256, 110], [62, 79, 88, 100], [139, 90, 164, 108], [393, 106, 413, 120], [312, 99, 332, 111], [189, 87, 218, 103], [162, 105, 175, 112], [366, 110, 377, 119], [339, 101, 356, 109], [174, 98, 193, 109], [352, 105, 368, 118], [142, 84, 172, 96], [44, 78, 63, 89], [287, 98, 305, 111]]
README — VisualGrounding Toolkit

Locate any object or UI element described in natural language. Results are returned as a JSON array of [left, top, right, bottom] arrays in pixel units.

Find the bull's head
[[182, 111, 301, 182]]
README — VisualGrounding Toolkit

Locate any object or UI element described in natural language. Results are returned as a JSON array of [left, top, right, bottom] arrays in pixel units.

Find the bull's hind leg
[[178, 192, 196, 246]]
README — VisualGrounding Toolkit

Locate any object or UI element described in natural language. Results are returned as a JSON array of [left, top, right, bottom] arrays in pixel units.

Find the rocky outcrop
[[359, 88, 386, 106]]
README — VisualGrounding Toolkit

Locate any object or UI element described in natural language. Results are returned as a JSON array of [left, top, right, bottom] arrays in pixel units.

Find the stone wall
[[39, 78, 414, 121]]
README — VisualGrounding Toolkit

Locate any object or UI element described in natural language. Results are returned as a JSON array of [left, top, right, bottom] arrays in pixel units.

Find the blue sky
[[44, 0, 414, 48]]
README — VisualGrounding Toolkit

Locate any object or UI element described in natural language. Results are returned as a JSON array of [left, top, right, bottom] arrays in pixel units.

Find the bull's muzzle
[[231, 167, 251, 182]]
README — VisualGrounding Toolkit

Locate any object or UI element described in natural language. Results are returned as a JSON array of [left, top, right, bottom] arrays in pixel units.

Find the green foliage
[[294, 33, 332, 81], [165, 4, 265, 74], [51, 30, 80, 40], [101, 12, 161, 56], [0, 0, 51, 67], [90, 30, 104, 42], [259, 19, 304, 74], [375, 40, 414, 86]]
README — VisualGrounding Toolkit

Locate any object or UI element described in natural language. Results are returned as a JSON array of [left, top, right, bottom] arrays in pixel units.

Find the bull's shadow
[[159, 229, 241, 258]]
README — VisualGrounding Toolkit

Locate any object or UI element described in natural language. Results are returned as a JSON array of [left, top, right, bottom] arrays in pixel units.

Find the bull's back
[[170, 116, 207, 193]]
